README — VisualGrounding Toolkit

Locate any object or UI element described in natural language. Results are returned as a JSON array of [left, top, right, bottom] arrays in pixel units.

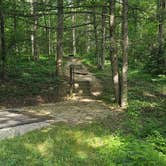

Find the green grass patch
[[0, 55, 60, 107], [0, 123, 166, 166]]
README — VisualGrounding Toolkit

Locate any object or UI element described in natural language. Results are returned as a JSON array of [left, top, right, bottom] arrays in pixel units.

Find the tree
[[93, 6, 100, 68], [30, 0, 38, 61], [0, 0, 6, 79], [101, 3, 107, 70], [109, 0, 120, 104], [157, 0, 166, 74], [72, 0, 76, 56], [56, 0, 64, 76], [86, 15, 91, 54], [121, 0, 129, 108]]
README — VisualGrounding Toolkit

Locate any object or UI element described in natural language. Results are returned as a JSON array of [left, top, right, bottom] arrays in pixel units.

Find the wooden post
[[69, 65, 74, 95]]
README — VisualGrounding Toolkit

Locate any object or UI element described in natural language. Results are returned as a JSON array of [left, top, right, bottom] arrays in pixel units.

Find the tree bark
[[109, 0, 120, 104], [56, 0, 64, 76], [93, 7, 100, 68], [48, 16, 52, 55], [101, 4, 107, 70], [0, 0, 6, 80], [72, 1, 76, 56], [43, 14, 49, 55], [86, 15, 91, 53], [121, 0, 129, 108], [31, 0, 38, 61], [157, 0, 166, 73], [13, 0, 18, 55]]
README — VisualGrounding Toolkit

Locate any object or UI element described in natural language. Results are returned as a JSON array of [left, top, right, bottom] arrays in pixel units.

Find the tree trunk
[[0, 0, 6, 80], [109, 0, 120, 104], [86, 15, 91, 53], [56, 0, 64, 76], [31, 0, 38, 61], [72, 2, 76, 56], [121, 0, 129, 108], [93, 8, 100, 68], [157, 0, 166, 74], [43, 14, 49, 55], [101, 4, 107, 70], [13, 15, 18, 54], [48, 16, 52, 55], [13, 0, 18, 55]]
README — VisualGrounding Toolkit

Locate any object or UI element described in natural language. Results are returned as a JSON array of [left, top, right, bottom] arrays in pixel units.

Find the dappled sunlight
[[37, 141, 51, 156], [0, 123, 165, 165], [24, 143, 35, 152], [76, 150, 88, 160], [86, 135, 123, 149], [20, 100, 112, 125], [130, 99, 158, 108], [128, 69, 140, 76], [91, 91, 101, 96], [78, 98, 95, 102], [41, 127, 53, 133], [143, 91, 157, 98]]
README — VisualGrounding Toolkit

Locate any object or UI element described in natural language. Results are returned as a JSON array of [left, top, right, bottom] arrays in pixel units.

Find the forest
[[0, 0, 166, 165]]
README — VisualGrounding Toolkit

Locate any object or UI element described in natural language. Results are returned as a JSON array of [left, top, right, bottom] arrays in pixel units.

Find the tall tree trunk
[[121, 0, 129, 108], [72, 1, 76, 56], [109, 0, 120, 104], [13, 15, 17, 53], [43, 14, 49, 55], [0, 0, 6, 80], [13, 0, 18, 55], [31, 0, 38, 61], [86, 15, 91, 53], [48, 16, 52, 55], [157, 0, 166, 74], [93, 8, 100, 68], [56, 0, 64, 76], [101, 4, 107, 70]]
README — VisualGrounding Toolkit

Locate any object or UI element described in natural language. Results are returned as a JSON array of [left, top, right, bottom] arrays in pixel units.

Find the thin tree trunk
[[13, 0, 18, 55], [48, 16, 52, 55], [13, 15, 18, 54], [31, 0, 38, 61], [109, 0, 120, 104], [72, 2, 76, 56], [101, 5, 107, 70], [121, 0, 129, 108], [157, 0, 166, 73], [0, 0, 6, 80], [43, 14, 49, 55], [56, 0, 64, 76], [86, 15, 91, 53], [93, 8, 100, 68]]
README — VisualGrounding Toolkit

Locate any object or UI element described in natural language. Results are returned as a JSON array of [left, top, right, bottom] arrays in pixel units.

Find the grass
[[86, 61, 166, 138], [0, 56, 60, 107], [0, 55, 166, 165], [0, 123, 166, 166]]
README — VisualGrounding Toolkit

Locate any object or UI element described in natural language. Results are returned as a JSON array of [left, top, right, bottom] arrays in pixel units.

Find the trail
[[0, 57, 112, 140]]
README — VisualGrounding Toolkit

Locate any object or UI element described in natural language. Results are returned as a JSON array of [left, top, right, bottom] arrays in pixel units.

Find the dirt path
[[23, 57, 112, 125], [64, 57, 103, 99], [0, 58, 112, 139]]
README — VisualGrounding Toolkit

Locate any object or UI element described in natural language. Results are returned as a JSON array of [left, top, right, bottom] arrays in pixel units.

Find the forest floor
[[0, 56, 166, 165], [0, 57, 113, 139]]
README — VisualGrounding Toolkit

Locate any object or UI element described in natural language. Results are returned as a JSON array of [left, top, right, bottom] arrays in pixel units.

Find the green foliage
[[146, 131, 166, 154], [1, 0, 165, 75], [0, 55, 59, 107], [0, 123, 166, 166]]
